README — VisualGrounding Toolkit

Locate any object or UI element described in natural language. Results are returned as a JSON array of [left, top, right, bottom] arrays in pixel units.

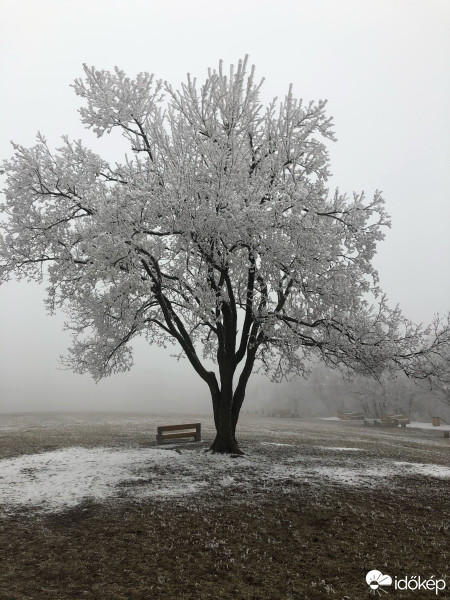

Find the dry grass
[[0, 413, 449, 600]]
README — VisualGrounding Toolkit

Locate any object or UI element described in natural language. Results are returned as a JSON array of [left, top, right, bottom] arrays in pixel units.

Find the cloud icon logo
[[366, 570, 393, 590]]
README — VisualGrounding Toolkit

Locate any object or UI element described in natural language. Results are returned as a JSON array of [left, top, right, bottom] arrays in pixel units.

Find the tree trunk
[[211, 386, 243, 454], [231, 347, 256, 443], [209, 335, 257, 454], [210, 387, 220, 432], [231, 389, 245, 440]]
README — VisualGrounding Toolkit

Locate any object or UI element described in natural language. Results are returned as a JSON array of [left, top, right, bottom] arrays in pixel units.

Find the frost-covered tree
[[1, 57, 449, 453]]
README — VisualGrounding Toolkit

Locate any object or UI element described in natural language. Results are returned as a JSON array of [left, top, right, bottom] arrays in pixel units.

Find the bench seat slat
[[157, 423, 200, 433], [158, 431, 198, 440]]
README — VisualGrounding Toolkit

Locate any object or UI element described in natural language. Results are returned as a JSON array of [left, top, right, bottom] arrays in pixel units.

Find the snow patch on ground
[[0, 447, 215, 512], [319, 447, 366, 452], [277, 460, 450, 487], [319, 417, 450, 431], [0, 445, 261, 514], [393, 462, 450, 479], [408, 421, 450, 431], [0, 447, 190, 509], [1, 444, 449, 514], [260, 442, 294, 447], [297, 465, 387, 486], [306, 461, 449, 486]]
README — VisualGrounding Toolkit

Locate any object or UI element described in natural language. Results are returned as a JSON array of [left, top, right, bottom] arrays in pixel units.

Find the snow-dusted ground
[[320, 417, 450, 431], [408, 421, 450, 431], [0, 446, 210, 512], [0, 412, 448, 514]]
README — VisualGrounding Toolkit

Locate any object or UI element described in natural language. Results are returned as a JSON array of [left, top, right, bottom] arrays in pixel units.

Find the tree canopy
[[1, 57, 448, 452]]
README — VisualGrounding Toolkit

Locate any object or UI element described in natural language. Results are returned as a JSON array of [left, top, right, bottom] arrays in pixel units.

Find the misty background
[[0, 0, 449, 417]]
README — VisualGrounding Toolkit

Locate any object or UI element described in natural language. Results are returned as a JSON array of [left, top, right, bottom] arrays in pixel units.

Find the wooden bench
[[395, 415, 410, 427], [156, 423, 201, 445], [381, 414, 410, 428]]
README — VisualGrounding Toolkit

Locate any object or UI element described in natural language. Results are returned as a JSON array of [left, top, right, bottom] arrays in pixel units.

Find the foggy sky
[[1, 0, 449, 413]]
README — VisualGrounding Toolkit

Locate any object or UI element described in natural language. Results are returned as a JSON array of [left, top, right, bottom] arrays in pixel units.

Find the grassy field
[[0, 413, 449, 599]]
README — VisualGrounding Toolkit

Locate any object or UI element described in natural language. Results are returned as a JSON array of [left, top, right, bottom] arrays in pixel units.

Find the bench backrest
[[156, 423, 201, 444]]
